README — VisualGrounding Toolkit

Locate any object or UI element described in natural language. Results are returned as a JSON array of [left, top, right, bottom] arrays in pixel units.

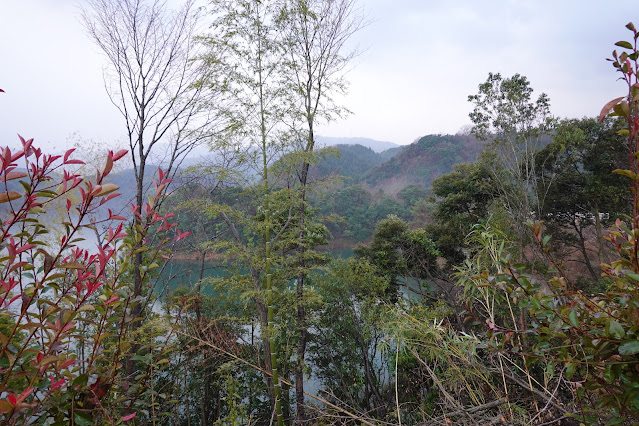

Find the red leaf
[[60, 359, 76, 369], [122, 413, 136, 422], [105, 296, 119, 305], [175, 230, 191, 242], [21, 137, 33, 156], [61, 321, 75, 333], [0, 89, 5, 93], [16, 387, 33, 404], [112, 149, 128, 162], [9, 261, 30, 274], [16, 244, 36, 254], [63, 148, 76, 163], [89, 185, 102, 197], [2, 171, 27, 182], [599, 96, 625, 121], [102, 153, 113, 177], [10, 149, 25, 163], [50, 377, 67, 391]]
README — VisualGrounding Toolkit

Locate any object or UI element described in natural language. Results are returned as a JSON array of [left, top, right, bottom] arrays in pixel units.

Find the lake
[[155, 248, 355, 295]]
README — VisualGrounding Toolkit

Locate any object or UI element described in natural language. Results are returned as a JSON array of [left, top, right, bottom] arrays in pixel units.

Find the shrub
[[0, 136, 187, 424]]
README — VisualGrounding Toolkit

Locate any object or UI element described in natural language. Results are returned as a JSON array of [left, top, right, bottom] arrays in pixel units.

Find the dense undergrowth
[[5, 18, 639, 426]]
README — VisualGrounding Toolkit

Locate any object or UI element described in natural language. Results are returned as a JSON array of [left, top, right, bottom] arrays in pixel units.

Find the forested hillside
[[311, 144, 388, 181], [363, 133, 485, 192]]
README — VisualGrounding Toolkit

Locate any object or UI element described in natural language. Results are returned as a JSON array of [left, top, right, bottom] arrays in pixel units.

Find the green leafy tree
[[354, 215, 440, 304], [313, 144, 384, 181], [425, 159, 499, 265], [323, 185, 373, 241], [308, 258, 391, 417], [469, 73, 554, 258], [461, 25, 639, 423], [398, 184, 428, 209], [536, 117, 629, 282]]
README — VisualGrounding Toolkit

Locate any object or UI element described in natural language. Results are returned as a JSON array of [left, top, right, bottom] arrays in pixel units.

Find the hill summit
[[316, 136, 399, 153]]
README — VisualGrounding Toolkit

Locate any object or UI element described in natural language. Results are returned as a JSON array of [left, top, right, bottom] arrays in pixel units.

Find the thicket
[[5, 7, 639, 426]]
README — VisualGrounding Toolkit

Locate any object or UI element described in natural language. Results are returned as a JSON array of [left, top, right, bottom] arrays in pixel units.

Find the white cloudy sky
[[0, 0, 637, 151]]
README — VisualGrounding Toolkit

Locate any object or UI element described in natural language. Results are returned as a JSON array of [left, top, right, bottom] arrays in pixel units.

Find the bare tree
[[81, 0, 214, 379]]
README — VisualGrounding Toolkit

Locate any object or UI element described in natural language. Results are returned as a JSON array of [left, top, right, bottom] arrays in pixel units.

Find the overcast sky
[[1, 0, 637, 151]]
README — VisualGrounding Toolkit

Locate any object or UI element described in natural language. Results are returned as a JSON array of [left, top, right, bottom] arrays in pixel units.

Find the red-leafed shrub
[[0, 136, 187, 424]]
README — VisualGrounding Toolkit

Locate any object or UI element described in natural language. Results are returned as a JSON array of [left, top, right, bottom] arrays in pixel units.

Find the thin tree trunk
[[594, 203, 605, 264], [295, 254, 307, 424], [127, 153, 146, 380], [257, 25, 284, 420], [221, 211, 278, 408], [196, 250, 206, 320], [356, 333, 383, 413], [573, 222, 599, 281], [295, 133, 313, 424]]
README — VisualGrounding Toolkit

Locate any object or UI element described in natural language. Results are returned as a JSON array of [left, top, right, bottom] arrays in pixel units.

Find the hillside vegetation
[[363, 133, 484, 192]]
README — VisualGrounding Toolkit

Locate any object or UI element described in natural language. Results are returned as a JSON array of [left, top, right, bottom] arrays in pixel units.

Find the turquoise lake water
[[155, 248, 355, 295]]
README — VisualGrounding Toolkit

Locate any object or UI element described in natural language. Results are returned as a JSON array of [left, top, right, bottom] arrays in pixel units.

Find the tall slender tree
[[277, 0, 364, 422], [198, 1, 289, 422]]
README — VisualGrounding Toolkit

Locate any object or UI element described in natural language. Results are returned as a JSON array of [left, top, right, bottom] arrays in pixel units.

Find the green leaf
[[566, 362, 576, 380], [77, 304, 95, 313], [606, 416, 626, 425], [619, 340, 639, 355], [569, 310, 579, 328], [74, 412, 93, 426], [615, 40, 633, 49], [59, 262, 85, 270], [608, 320, 626, 340], [44, 273, 67, 282], [603, 363, 616, 383]]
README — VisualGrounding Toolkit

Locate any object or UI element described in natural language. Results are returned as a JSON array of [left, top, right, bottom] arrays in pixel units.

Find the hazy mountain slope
[[378, 146, 403, 162], [316, 136, 399, 153], [312, 144, 387, 181], [363, 133, 484, 194]]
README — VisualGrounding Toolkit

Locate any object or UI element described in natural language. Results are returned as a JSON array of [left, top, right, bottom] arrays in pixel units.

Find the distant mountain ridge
[[316, 136, 399, 153]]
